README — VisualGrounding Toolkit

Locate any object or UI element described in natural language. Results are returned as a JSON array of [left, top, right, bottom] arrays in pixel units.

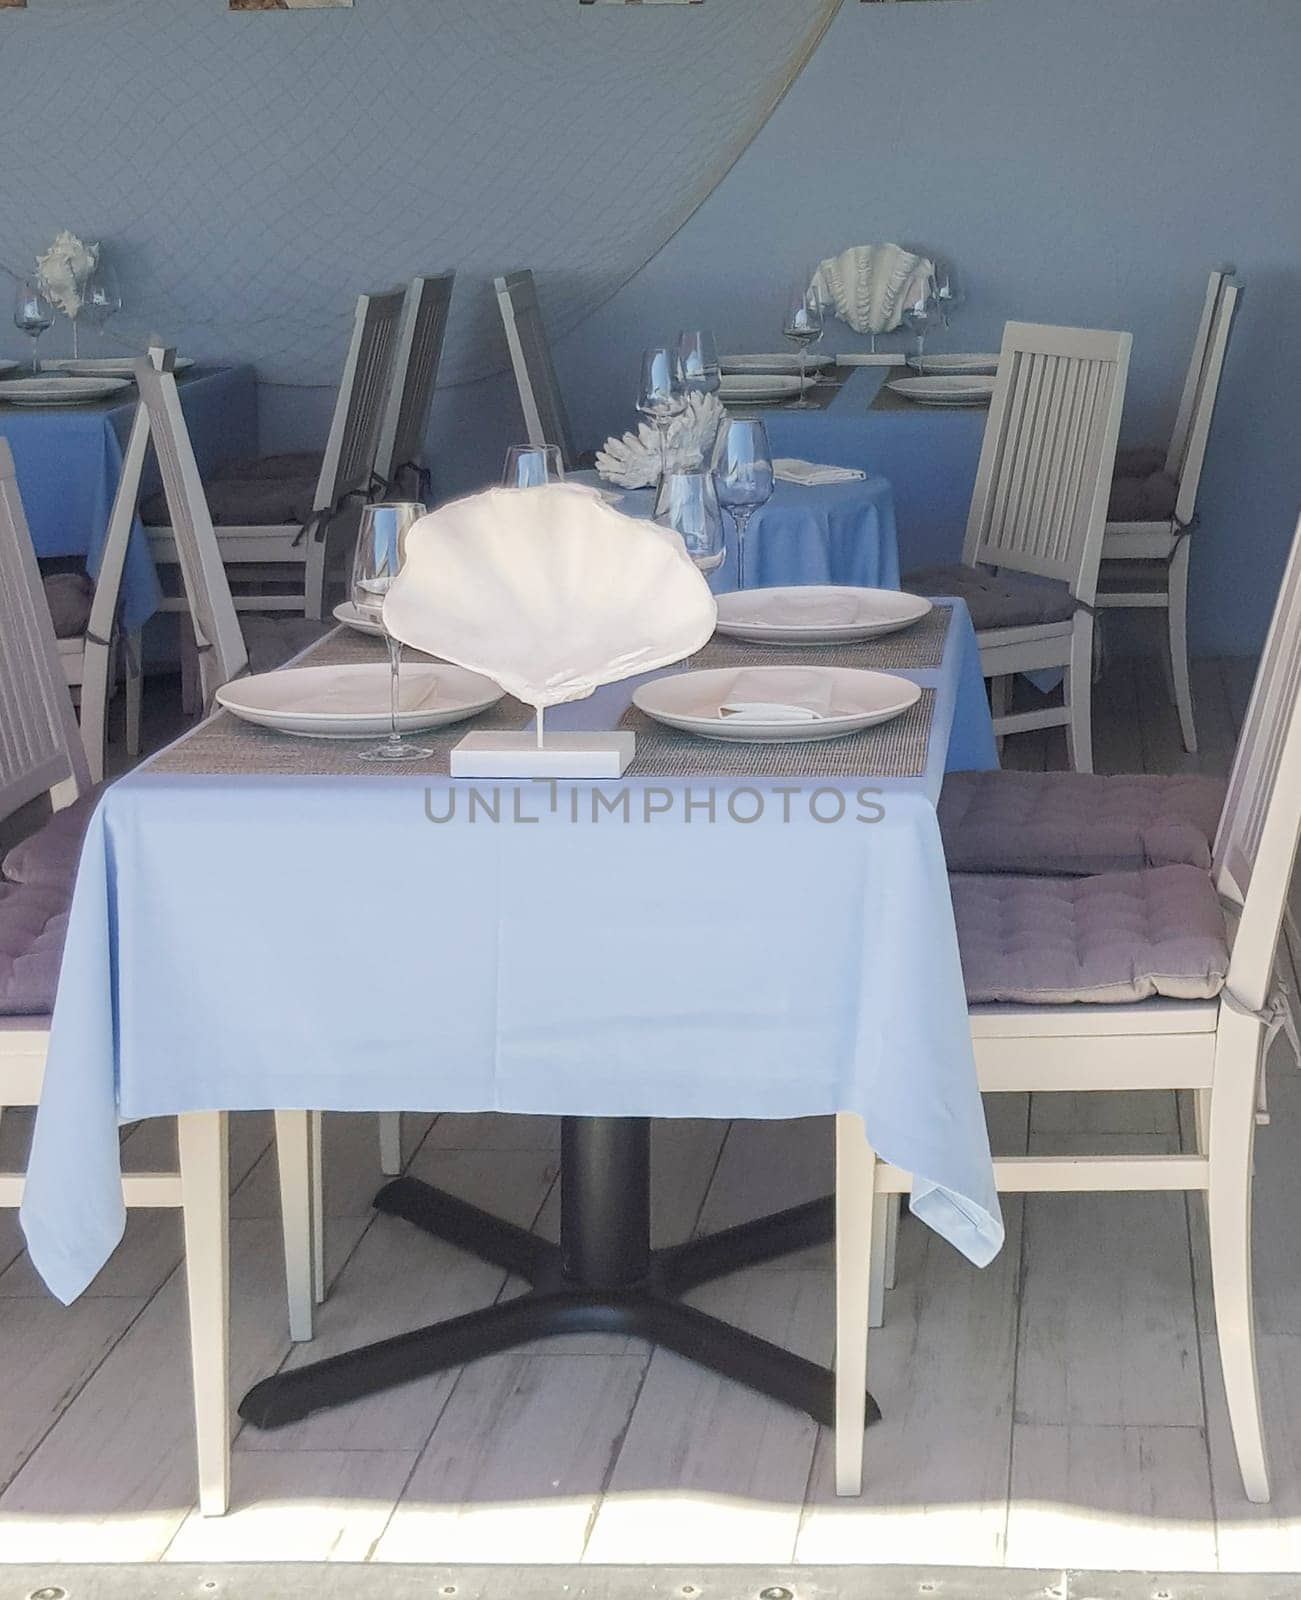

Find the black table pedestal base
[[239, 1117, 881, 1433]]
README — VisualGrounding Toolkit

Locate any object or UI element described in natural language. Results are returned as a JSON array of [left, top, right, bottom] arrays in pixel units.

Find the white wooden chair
[[1097, 271, 1243, 753], [836, 508, 1301, 1504], [905, 322, 1132, 772], [0, 439, 234, 1515], [495, 269, 581, 470], [145, 288, 405, 622], [137, 349, 396, 1317], [375, 272, 455, 500]]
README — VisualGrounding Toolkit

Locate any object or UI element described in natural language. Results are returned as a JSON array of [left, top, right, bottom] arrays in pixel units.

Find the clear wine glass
[[653, 470, 725, 574], [502, 445, 565, 488], [637, 346, 687, 487], [902, 276, 938, 367], [82, 261, 123, 346], [13, 278, 54, 375], [782, 281, 822, 410], [677, 329, 721, 396], [933, 258, 962, 335], [712, 418, 774, 589], [351, 502, 431, 763]]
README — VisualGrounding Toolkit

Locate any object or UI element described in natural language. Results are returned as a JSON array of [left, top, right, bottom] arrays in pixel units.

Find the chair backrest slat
[[374, 273, 455, 493], [963, 322, 1131, 603], [495, 270, 578, 469], [135, 351, 249, 708], [1167, 268, 1229, 480], [315, 288, 407, 512], [0, 440, 90, 822], [1173, 277, 1241, 526], [1217, 511, 1301, 1008]]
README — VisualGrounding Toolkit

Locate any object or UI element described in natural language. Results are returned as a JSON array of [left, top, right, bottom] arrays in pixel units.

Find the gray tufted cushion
[[939, 770, 1226, 876], [2, 786, 103, 891], [1108, 468, 1179, 522], [0, 880, 69, 1016], [1114, 446, 1167, 479], [141, 471, 319, 529], [218, 451, 325, 484], [241, 616, 333, 674], [904, 563, 1076, 632], [42, 572, 93, 639], [951, 865, 1229, 1005]]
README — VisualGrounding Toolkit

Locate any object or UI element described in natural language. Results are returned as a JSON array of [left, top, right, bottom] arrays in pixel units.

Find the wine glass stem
[[798, 345, 806, 395], [657, 419, 669, 485], [734, 509, 753, 590], [72, 320, 78, 361], [30, 334, 39, 376], [385, 632, 403, 752]]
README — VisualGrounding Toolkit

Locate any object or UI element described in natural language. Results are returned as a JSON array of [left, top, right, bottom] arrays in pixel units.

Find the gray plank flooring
[[4, 658, 1300, 1572]]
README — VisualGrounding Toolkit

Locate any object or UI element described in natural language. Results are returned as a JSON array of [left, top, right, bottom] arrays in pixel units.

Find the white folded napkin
[[773, 458, 867, 487], [717, 668, 836, 723]]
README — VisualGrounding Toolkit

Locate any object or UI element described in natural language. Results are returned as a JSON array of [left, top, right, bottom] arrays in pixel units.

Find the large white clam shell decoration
[[383, 483, 717, 712], [36, 230, 99, 319], [811, 244, 934, 337], [595, 392, 727, 490]]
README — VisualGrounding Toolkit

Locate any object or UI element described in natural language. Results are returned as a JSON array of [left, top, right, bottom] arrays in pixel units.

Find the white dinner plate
[[633, 665, 921, 743], [215, 662, 505, 739], [0, 376, 132, 406], [910, 353, 999, 376], [886, 375, 995, 407], [719, 373, 812, 403], [332, 600, 386, 637], [720, 353, 834, 375], [714, 586, 932, 645], [42, 356, 196, 379]]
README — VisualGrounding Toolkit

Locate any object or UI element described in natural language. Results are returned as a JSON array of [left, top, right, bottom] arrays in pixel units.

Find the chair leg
[[1064, 614, 1095, 773], [1207, 1008, 1270, 1504], [310, 1110, 326, 1305], [274, 1110, 316, 1341], [125, 631, 143, 759], [988, 675, 1010, 755], [378, 1112, 403, 1176], [835, 1111, 876, 1497], [179, 622, 201, 716], [304, 534, 327, 623], [177, 1110, 230, 1518], [868, 1193, 899, 1328], [1168, 538, 1198, 754]]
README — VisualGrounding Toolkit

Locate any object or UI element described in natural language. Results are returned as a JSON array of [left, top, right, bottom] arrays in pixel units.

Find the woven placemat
[[145, 629, 532, 778], [618, 689, 935, 780], [697, 602, 951, 672]]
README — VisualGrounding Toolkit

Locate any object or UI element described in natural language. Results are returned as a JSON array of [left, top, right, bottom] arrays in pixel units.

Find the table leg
[[238, 1116, 881, 1434]]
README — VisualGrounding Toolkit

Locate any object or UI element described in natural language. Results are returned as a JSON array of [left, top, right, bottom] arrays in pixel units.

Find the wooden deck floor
[[4, 657, 1301, 1572]]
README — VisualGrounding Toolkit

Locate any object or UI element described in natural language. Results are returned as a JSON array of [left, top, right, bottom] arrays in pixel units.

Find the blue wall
[[3, 0, 1299, 655]]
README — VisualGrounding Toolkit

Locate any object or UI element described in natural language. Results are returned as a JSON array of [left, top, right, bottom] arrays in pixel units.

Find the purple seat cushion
[[241, 616, 333, 673], [0, 881, 69, 1016], [951, 865, 1229, 1005], [141, 469, 319, 529], [939, 770, 1226, 876], [1114, 446, 1167, 478], [1, 786, 103, 890], [42, 572, 94, 639], [1108, 468, 1179, 522], [219, 451, 325, 484], [904, 563, 1076, 631]]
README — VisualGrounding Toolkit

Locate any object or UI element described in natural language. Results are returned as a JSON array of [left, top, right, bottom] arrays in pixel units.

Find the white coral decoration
[[36, 231, 99, 319], [811, 244, 934, 337], [595, 391, 727, 490]]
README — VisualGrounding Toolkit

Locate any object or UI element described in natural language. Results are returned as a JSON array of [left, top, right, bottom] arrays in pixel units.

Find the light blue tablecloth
[[586, 472, 900, 593], [0, 366, 258, 631], [21, 601, 1002, 1304], [762, 368, 986, 574]]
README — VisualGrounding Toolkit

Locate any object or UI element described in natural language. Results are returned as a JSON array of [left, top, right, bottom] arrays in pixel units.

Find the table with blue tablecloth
[[23, 598, 1000, 1330], [581, 470, 901, 594], [761, 366, 987, 574], [0, 366, 258, 631]]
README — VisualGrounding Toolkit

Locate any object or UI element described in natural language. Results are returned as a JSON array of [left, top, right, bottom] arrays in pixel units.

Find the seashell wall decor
[[811, 244, 934, 337]]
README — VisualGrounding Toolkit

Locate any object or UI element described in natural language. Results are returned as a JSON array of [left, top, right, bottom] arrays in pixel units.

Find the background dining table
[[0, 364, 258, 631], [761, 365, 988, 574], [575, 468, 900, 593]]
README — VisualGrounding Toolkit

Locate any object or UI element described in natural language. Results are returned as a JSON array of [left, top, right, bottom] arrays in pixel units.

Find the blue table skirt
[[0, 366, 258, 631], [577, 471, 900, 594], [762, 368, 986, 575], [22, 600, 1000, 1304]]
